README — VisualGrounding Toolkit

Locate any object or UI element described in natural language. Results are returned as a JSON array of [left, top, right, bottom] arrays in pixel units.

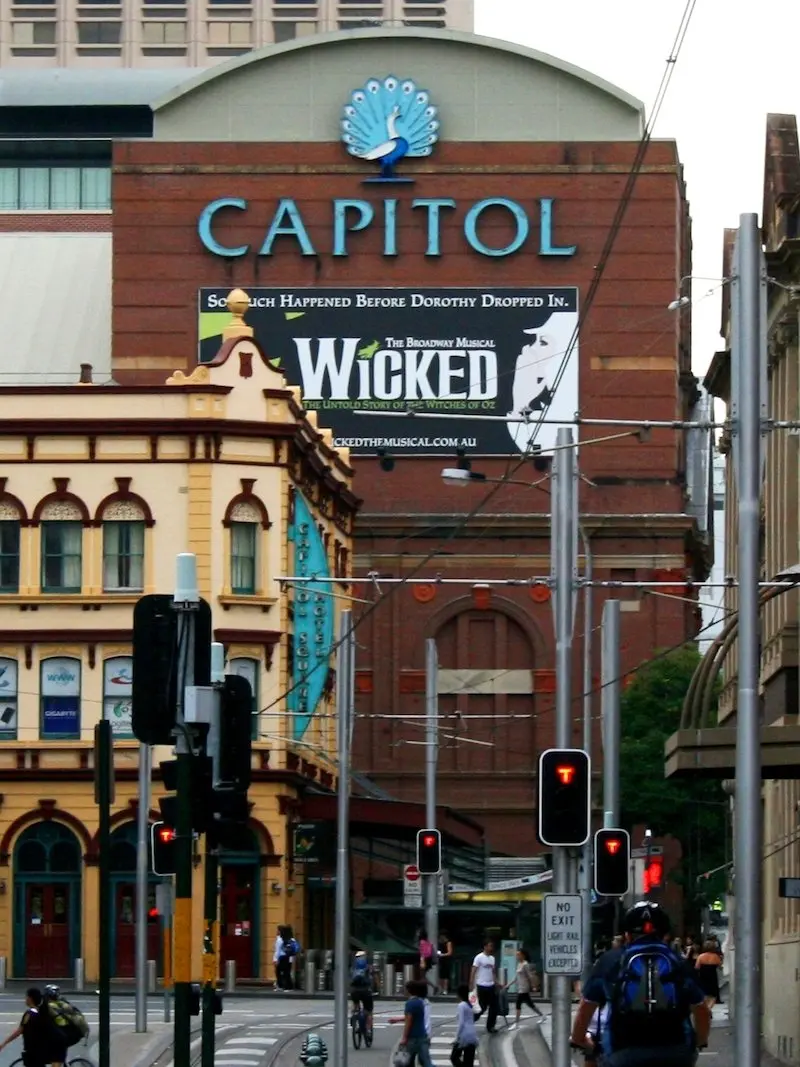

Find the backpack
[[286, 937, 300, 958], [607, 942, 688, 1050], [46, 997, 90, 1047], [351, 959, 370, 987]]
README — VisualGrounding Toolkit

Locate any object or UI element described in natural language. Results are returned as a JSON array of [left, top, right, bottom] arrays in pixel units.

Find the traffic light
[[150, 821, 176, 876], [416, 829, 442, 875], [538, 748, 591, 847], [643, 855, 664, 894], [131, 594, 212, 745], [159, 753, 213, 834], [207, 674, 253, 850], [593, 828, 631, 896]]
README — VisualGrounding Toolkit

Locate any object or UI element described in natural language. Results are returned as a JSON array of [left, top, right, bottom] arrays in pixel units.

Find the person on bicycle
[[350, 950, 374, 1036], [0, 987, 67, 1067], [570, 901, 711, 1067], [42, 987, 66, 1067]]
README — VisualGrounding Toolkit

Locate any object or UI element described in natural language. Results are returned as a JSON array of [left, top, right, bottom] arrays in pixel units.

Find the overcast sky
[[474, 0, 798, 379]]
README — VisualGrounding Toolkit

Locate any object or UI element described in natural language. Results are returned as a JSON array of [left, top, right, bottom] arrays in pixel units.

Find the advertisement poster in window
[[104, 656, 133, 737], [41, 657, 80, 737], [0, 658, 16, 734], [198, 286, 580, 456]]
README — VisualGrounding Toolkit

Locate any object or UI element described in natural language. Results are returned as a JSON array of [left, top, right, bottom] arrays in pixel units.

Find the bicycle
[[350, 1004, 373, 1049]]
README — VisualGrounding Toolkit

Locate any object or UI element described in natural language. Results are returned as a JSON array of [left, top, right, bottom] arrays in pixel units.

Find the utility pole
[[135, 743, 152, 1033], [731, 212, 766, 1067], [551, 425, 578, 1067], [578, 533, 593, 977], [173, 554, 199, 1067], [424, 638, 439, 992], [601, 600, 621, 829], [95, 719, 114, 1067], [333, 611, 355, 1067]]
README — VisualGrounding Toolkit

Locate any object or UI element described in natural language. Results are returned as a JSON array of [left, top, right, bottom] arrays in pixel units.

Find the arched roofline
[[152, 27, 644, 123]]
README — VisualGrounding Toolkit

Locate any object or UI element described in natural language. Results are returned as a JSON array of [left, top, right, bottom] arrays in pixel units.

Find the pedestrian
[[438, 931, 454, 993], [570, 901, 711, 1067], [0, 988, 67, 1067], [469, 938, 498, 1033], [397, 980, 434, 1067], [450, 983, 479, 1067], [273, 925, 295, 990], [503, 948, 539, 1026], [419, 928, 435, 981], [694, 939, 722, 1008]]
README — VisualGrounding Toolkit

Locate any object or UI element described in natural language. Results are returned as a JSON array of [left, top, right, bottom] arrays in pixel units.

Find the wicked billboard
[[198, 286, 579, 455]]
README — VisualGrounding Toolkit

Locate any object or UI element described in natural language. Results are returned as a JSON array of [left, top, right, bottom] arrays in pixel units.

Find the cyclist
[[350, 950, 374, 1037], [43, 987, 66, 1067], [0, 987, 67, 1067]]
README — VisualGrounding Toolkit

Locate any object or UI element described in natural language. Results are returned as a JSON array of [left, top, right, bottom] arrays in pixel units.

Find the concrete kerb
[[88, 1020, 205, 1067]]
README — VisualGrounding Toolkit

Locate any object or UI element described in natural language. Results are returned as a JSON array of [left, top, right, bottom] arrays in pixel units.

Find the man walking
[[469, 939, 499, 1034]]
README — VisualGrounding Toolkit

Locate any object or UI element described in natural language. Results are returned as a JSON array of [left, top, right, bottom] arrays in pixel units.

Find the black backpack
[[607, 942, 688, 1050]]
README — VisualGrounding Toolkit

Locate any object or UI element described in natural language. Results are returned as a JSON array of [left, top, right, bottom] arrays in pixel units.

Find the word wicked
[[197, 196, 576, 260]]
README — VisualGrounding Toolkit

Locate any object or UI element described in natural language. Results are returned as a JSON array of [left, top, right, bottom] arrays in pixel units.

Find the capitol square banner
[[198, 286, 579, 456]]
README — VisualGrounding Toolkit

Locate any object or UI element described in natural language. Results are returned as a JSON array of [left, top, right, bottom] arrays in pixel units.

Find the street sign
[[542, 893, 583, 976], [404, 864, 422, 908]]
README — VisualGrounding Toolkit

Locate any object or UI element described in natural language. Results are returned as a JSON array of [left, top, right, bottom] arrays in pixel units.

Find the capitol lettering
[[197, 196, 577, 260]]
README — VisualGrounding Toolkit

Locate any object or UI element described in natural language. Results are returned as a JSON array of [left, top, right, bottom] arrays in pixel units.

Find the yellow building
[[0, 294, 358, 983]]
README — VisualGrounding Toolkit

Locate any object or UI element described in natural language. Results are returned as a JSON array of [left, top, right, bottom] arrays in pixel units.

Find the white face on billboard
[[506, 311, 579, 455]]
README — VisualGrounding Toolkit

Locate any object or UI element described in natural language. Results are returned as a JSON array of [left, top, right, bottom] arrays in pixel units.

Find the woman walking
[[695, 938, 723, 1007], [438, 931, 454, 994], [450, 984, 479, 1067], [503, 948, 539, 1026]]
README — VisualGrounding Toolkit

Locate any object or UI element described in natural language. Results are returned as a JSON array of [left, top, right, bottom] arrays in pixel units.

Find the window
[[207, 19, 251, 44], [11, 21, 56, 44], [103, 656, 133, 738], [0, 659, 18, 739], [228, 657, 259, 741], [77, 20, 122, 42], [231, 521, 257, 594], [141, 19, 186, 41], [0, 167, 111, 211], [103, 520, 145, 591], [272, 19, 315, 39], [40, 511, 82, 594], [40, 656, 81, 739], [0, 520, 20, 592]]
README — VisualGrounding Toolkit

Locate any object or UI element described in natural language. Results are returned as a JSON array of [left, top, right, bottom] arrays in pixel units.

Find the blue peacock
[[341, 76, 439, 181]]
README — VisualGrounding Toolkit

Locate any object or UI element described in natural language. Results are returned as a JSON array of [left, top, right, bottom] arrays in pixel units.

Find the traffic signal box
[[593, 828, 631, 896], [416, 828, 442, 874], [643, 855, 664, 894], [151, 821, 177, 877], [538, 748, 591, 847]]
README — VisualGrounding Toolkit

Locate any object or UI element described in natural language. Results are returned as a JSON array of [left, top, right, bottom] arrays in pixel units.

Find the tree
[[619, 646, 728, 917]]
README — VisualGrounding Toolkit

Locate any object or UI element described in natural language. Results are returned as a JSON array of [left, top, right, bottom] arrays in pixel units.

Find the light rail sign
[[542, 893, 583, 976]]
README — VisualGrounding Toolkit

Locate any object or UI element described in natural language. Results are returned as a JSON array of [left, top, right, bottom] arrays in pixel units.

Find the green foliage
[[619, 646, 728, 910]]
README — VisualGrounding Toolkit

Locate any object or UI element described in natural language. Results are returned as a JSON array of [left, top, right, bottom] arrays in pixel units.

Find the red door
[[219, 867, 256, 979], [25, 883, 71, 978], [114, 883, 161, 978]]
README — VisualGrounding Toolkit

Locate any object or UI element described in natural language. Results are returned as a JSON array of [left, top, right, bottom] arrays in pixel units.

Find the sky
[[474, 0, 799, 379]]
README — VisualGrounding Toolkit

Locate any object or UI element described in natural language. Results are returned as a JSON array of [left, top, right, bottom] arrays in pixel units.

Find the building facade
[[0, 318, 358, 981], [0, 0, 472, 70], [104, 26, 706, 865]]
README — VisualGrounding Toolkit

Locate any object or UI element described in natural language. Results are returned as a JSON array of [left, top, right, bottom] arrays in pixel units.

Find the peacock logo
[[341, 75, 439, 183]]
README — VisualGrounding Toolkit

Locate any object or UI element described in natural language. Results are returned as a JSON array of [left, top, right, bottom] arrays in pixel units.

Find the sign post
[[403, 864, 422, 909], [542, 894, 583, 977]]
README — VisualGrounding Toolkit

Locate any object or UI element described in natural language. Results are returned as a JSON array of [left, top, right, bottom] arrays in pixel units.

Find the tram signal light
[[593, 829, 631, 896], [416, 829, 442, 874], [538, 748, 591, 847], [150, 821, 176, 876]]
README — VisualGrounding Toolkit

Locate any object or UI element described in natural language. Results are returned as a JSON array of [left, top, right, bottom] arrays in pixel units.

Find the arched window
[[40, 500, 82, 594], [228, 657, 259, 741], [0, 657, 18, 739], [103, 656, 133, 738], [0, 499, 21, 593], [40, 656, 81, 740], [102, 501, 145, 592], [229, 502, 260, 595]]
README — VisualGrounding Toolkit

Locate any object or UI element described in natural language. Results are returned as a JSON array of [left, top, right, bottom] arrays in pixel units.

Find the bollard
[[394, 970, 404, 995], [542, 972, 551, 1001], [225, 958, 236, 993], [402, 963, 414, 987], [147, 959, 157, 994], [73, 958, 84, 993], [0, 956, 5, 992], [304, 961, 317, 994], [316, 966, 326, 992], [383, 963, 395, 998]]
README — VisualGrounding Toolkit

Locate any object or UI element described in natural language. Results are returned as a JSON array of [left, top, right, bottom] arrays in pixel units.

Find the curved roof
[[152, 27, 644, 120], [0, 68, 203, 108]]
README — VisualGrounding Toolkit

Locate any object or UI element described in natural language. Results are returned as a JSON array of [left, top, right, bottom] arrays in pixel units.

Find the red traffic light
[[644, 858, 664, 893], [158, 827, 175, 844], [555, 764, 577, 785], [604, 837, 622, 855], [422, 833, 436, 848], [593, 828, 631, 896], [416, 828, 442, 874], [148, 907, 159, 919]]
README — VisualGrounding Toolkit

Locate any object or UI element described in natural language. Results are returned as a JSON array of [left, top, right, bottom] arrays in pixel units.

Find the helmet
[[44, 985, 60, 998], [355, 951, 368, 958], [622, 901, 671, 939]]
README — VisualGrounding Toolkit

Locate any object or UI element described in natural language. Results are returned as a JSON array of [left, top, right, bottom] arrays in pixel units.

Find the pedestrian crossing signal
[[593, 828, 630, 896]]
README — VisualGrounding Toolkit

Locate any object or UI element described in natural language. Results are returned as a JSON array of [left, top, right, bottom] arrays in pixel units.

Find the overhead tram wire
[[255, 0, 701, 722]]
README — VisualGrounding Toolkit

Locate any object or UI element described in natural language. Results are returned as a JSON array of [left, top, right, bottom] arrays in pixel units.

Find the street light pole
[[333, 611, 355, 1067], [578, 530, 593, 977], [551, 426, 578, 1067], [424, 638, 439, 992]]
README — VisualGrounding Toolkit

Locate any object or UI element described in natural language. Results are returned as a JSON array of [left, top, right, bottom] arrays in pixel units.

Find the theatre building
[[0, 23, 709, 967]]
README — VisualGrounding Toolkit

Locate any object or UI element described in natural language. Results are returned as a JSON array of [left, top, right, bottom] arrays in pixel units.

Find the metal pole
[[578, 530, 593, 977], [173, 554, 198, 1067], [334, 611, 355, 1067], [424, 638, 439, 993], [201, 644, 225, 1067], [601, 600, 621, 828], [551, 426, 577, 1067], [96, 720, 113, 1067], [135, 743, 152, 1033], [733, 212, 763, 1067]]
